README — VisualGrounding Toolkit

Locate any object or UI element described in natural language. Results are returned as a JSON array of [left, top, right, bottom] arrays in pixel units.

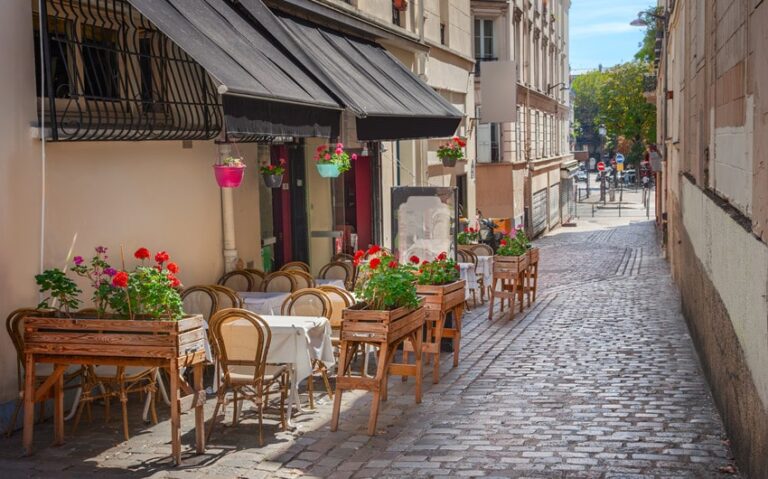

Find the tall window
[[82, 25, 119, 100], [474, 19, 495, 60], [33, 15, 73, 98]]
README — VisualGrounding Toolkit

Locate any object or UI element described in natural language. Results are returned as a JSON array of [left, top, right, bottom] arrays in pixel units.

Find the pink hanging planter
[[213, 164, 246, 188]]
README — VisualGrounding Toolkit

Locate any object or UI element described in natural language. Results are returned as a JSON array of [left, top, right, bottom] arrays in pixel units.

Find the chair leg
[[257, 403, 264, 447], [280, 375, 287, 431], [307, 374, 315, 409], [120, 387, 130, 441], [320, 367, 333, 400], [232, 390, 239, 426], [5, 399, 22, 437], [487, 280, 495, 320], [206, 398, 223, 442]]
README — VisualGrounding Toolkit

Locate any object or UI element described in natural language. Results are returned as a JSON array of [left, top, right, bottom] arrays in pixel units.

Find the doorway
[[271, 142, 309, 267]]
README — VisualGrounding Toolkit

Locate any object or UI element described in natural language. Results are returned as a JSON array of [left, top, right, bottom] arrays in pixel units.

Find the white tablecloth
[[459, 263, 478, 300], [475, 255, 493, 286], [219, 315, 335, 423], [240, 291, 290, 315], [314, 278, 347, 290]]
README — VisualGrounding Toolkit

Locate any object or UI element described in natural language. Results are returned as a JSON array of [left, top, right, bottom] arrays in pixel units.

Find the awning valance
[[236, 0, 464, 140], [127, 0, 341, 139]]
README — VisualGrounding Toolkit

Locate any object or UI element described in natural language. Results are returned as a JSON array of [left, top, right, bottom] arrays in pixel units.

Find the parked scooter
[[479, 217, 502, 251]]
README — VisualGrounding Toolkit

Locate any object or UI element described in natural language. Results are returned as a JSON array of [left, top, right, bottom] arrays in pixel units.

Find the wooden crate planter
[[22, 313, 207, 465], [331, 301, 425, 435], [524, 247, 541, 306], [409, 280, 465, 384], [488, 254, 530, 320]]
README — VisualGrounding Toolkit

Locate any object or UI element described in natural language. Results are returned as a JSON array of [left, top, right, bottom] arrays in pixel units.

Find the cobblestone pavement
[[0, 220, 740, 478]]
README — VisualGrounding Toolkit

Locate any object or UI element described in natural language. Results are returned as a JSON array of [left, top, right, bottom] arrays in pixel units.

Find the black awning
[[127, 0, 341, 138], [236, 1, 464, 140]]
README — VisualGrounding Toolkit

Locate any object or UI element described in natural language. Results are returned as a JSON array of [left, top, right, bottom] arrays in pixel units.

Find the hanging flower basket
[[313, 143, 356, 178], [263, 174, 283, 188], [437, 136, 466, 168], [259, 158, 287, 188], [317, 163, 341, 178], [214, 157, 246, 188]]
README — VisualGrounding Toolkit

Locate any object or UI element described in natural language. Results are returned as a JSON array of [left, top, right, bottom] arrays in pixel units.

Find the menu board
[[391, 187, 458, 262]]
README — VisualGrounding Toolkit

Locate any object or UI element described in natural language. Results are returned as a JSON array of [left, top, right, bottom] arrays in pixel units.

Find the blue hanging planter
[[316, 163, 341, 178]]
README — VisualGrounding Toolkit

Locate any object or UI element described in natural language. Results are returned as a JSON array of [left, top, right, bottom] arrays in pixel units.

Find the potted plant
[[332, 245, 425, 435], [213, 156, 246, 188], [488, 229, 530, 320], [436, 136, 466, 167], [23, 246, 206, 464], [313, 143, 356, 178], [260, 158, 287, 188], [413, 253, 465, 383], [457, 227, 479, 247]]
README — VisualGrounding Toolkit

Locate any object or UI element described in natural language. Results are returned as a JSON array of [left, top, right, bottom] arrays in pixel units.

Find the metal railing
[[36, 0, 222, 141]]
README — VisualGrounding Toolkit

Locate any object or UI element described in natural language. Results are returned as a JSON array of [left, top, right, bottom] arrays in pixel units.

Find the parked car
[[576, 170, 588, 182], [623, 169, 637, 184]]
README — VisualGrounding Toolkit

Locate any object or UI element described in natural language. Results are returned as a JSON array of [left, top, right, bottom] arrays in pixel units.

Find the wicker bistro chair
[[262, 271, 297, 293], [244, 269, 266, 292], [207, 308, 289, 446], [217, 270, 255, 293], [181, 286, 219, 322], [288, 270, 316, 290], [209, 285, 244, 309], [457, 250, 482, 306], [280, 289, 334, 408], [318, 261, 353, 290], [279, 261, 311, 273], [4, 309, 85, 436], [470, 243, 494, 257], [331, 253, 354, 262]]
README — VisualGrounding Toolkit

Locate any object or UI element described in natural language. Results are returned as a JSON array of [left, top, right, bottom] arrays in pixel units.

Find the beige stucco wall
[[305, 138, 334, 276], [681, 180, 768, 409], [0, 0, 43, 403], [44, 140, 227, 289]]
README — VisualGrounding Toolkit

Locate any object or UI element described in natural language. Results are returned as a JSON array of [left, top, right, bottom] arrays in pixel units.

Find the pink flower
[[73, 256, 84, 266], [336, 142, 343, 149], [351, 153, 358, 161], [335, 148, 343, 155], [313, 154, 320, 161], [279, 158, 287, 165], [324, 153, 331, 160]]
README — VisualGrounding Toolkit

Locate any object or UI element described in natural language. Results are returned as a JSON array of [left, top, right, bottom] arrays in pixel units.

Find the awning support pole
[[218, 143, 238, 273]]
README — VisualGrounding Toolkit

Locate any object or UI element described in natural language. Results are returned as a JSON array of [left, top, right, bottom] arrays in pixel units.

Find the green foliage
[[354, 250, 420, 311], [634, 6, 664, 63], [416, 253, 460, 286], [72, 247, 115, 316], [496, 228, 530, 257], [457, 227, 479, 245], [35, 268, 82, 314], [110, 266, 184, 321], [572, 61, 657, 160]]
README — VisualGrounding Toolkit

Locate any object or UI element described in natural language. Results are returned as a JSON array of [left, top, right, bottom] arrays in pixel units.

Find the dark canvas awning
[[127, 0, 341, 139], [236, 0, 464, 140]]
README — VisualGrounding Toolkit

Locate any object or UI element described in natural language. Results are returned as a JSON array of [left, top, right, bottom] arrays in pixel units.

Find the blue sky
[[569, 0, 652, 73]]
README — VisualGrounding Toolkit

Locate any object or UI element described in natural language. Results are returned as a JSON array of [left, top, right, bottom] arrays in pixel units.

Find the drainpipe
[[218, 142, 238, 273], [419, 0, 425, 43]]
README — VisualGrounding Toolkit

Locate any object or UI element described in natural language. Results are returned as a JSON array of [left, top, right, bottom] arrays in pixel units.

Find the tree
[[571, 69, 608, 155], [634, 6, 664, 63], [597, 62, 657, 164]]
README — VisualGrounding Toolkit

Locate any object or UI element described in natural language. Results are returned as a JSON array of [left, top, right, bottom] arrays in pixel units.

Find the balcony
[[643, 74, 658, 104], [474, 56, 498, 76]]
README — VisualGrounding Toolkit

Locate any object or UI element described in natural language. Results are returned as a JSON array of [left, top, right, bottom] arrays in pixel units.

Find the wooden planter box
[[489, 255, 529, 320], [414, 280, 466, 383], [527, 247, 540, 265], [22, 313, 207, 464], [331, 301, 425, 435]]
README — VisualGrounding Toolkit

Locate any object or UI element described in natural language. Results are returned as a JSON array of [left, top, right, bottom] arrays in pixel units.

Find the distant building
[[471, 0, 574, 235]]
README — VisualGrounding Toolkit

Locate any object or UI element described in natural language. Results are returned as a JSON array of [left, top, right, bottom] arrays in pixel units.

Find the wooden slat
[[26, 332, 179, 347], [24, 343, 176, 358], [176, 315, 205, 333], [389, 364, 417, 376], [24, 317, 177, 333], [336, 376, 378, 390], [178, 390, 206, 412], [177, 328, 206, 346], [33, 364, 67, 402]]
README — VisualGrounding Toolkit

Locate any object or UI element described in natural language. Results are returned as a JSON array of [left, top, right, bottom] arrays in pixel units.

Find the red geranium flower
[[367, 245, 381, 256], [167, 273, 181, 288], [354, 249, 365, 259], [500, 239, 507, 246], [437, 252, 447, 261], [112, 271, 129, 288], [369, 258, 381, 269], [134, 247, 150, 260], [388, 260, 398, 269], [167, 262, 179, 274], [455, 264, 460, 270], [409, 255, 420, 264], [155, 250, 170, 264], [464, 227, 469, 233], [422, 260, 429, 265]]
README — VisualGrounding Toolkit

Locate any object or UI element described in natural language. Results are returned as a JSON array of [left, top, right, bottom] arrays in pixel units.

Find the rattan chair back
[[317, 286, 353, 328], [244, 269, 266, 291], [281, 288, 332, 318], [279, 261, 310, 273], [181, 285, 218, 322], [208, 285, 243, 309], [288, 270, 315, 290], [471, 243, 494, 257], [318, 261, 352, 286], [262, 271, 297, 293], [217, 270, 255, 293], [209, 308, 271, 385]]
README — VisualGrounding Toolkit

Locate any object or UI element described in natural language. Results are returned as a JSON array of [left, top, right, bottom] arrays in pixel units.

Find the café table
[[239, 291, 290, 315], [314, 278, 347, 289], [474, 255, 493, 288], [221, 313, 335, 426]]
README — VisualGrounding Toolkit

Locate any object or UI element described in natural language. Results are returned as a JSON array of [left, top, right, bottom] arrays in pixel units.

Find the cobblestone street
[[0, 219, 739, 478]]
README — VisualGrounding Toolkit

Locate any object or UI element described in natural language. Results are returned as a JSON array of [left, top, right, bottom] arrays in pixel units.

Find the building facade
[[656, 0, 768, 476], [0, 0, 473, 430], [471, 0, 574, 235]]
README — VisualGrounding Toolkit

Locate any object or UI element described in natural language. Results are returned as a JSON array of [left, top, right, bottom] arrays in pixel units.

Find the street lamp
[[630, 10, 665, 27]]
